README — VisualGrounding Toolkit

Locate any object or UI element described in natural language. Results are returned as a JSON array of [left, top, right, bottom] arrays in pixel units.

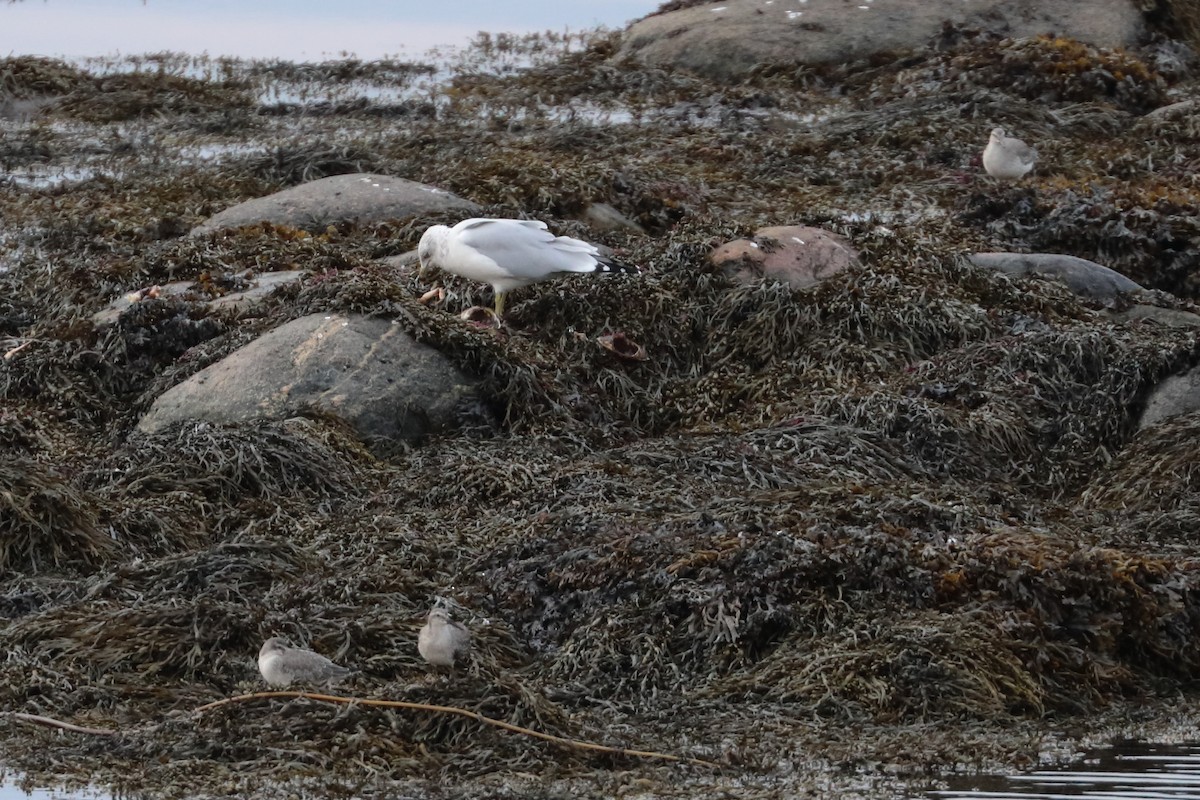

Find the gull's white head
[[259, 636, 290, 658], [990, 126, 1007, 142], [418, 224, 450, 278]]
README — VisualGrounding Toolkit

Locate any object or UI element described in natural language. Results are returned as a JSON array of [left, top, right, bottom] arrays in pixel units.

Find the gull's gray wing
[[454, 218, 602, 279]]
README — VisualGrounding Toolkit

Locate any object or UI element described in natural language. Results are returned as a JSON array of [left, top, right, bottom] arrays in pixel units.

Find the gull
[[417, 218, 639, 319], [982, 127, 1037, 181], [258, 636, 354, 688], [417, 606, 471, 669]]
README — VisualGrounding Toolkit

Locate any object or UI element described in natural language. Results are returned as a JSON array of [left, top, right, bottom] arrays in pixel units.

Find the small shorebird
[[417, 217, 639, 320], [417, 605, 471, 669], [982, 127, 1037, 181], [257, 636, 354, 688]]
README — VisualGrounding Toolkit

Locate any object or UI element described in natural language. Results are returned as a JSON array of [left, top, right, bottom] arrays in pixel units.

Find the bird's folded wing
[[456, 219, 601, 277]]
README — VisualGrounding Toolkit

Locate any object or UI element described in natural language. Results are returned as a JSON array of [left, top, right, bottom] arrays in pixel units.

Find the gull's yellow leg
[[494, 290, 506, 319]]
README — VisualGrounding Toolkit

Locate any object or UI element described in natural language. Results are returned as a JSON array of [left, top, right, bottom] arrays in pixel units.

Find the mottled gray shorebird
[[417, 217, 639, 319], [257, 636, 354, 688], [417, 606, 471, 669], [982, 127, 1037, 181]]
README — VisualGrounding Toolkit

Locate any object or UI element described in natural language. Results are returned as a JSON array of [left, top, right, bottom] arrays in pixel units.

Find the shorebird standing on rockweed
[[417, 603, 471, 670], [982, 126, 1038, 181]]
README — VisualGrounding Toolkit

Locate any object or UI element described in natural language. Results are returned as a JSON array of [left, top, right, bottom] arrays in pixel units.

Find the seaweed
[[0, 459, 110, 572], [0, 26, 1198, 799]]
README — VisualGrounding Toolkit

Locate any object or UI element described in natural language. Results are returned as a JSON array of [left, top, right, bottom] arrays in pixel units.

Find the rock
[[138, 313, 481, 448], [1105, 305, 1200, 329], [619, 0, 1143, 83], [578, 203, 645, 234], [91, 281, 194, 327], [91, 270, 306, 326], [711, 225, 859, 289], [208, 270, 306, 313], [968, 252, 1143, 302], [190, 173, 480, 236], [1139, 365, 1200, 429], [1138, 36, 1197, 82], [1142, 98, 1200, 122]]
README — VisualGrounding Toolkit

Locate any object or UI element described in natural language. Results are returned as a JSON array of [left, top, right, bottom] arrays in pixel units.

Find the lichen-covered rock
[[968, 252, 1143, 302], [711, 225, 859, 289], [137, 313, 482, 448], [190, 173, 480, 236], [619, 0, 1143, 82]]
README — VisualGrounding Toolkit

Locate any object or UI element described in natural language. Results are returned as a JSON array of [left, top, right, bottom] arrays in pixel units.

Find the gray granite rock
[[619, 0, 1142, 83], [968, 252, 1143, 302], [1105, 305, 1200, 329], [191, 173, 480, 235], [92, 270, 306, 326], [1140, 366, 1200, 430], [138, 313, 481, 448]]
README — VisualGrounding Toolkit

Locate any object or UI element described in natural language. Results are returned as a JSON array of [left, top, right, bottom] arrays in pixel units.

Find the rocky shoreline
[[2, 2, 1200, 797]]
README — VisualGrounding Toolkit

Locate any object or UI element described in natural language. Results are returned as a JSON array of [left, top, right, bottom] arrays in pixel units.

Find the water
[[0, 775, 109, 800], [0, 0, 661, 62], [930, 742, 1200, 799]]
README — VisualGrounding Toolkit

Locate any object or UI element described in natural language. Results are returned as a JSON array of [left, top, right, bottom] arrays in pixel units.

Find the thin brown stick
[[194, 691, 719, 768], [6, 711, 117, 736]]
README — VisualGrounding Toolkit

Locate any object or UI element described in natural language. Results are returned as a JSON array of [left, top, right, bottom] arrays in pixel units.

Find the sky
[[0, 0, 662, 61]]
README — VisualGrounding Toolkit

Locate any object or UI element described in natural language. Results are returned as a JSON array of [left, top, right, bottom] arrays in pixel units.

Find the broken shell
[[419, 287, 446, 305], [124, 285, 163, 303], [459, 305, 501, 328], [596, 332, 648, 361]]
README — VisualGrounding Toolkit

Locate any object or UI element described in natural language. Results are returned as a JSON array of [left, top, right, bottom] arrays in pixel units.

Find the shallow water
[[0, 1, 660, 61], [0, 776, 110, 800], [930, 741, 1200, 799]]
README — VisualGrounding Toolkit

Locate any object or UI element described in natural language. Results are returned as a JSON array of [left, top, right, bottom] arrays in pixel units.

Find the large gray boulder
[[191, 173, 480, 235], [138, 313, 481, 447], [968, 252, 1143, 302], [619, 0, 1143, 82]]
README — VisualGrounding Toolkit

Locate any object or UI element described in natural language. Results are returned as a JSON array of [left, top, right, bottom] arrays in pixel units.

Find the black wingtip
[[595, 256, 640, 275]]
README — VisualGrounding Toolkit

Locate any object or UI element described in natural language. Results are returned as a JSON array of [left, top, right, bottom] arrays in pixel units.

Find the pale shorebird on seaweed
[[417, 604, 471, 670], [982, 126, 1038, 181], [257, 636, 354, 688], [417, 217, 639, 322]]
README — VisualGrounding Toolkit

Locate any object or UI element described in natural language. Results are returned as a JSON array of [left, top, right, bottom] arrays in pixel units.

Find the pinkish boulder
[[711, 225, 859, 289]]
